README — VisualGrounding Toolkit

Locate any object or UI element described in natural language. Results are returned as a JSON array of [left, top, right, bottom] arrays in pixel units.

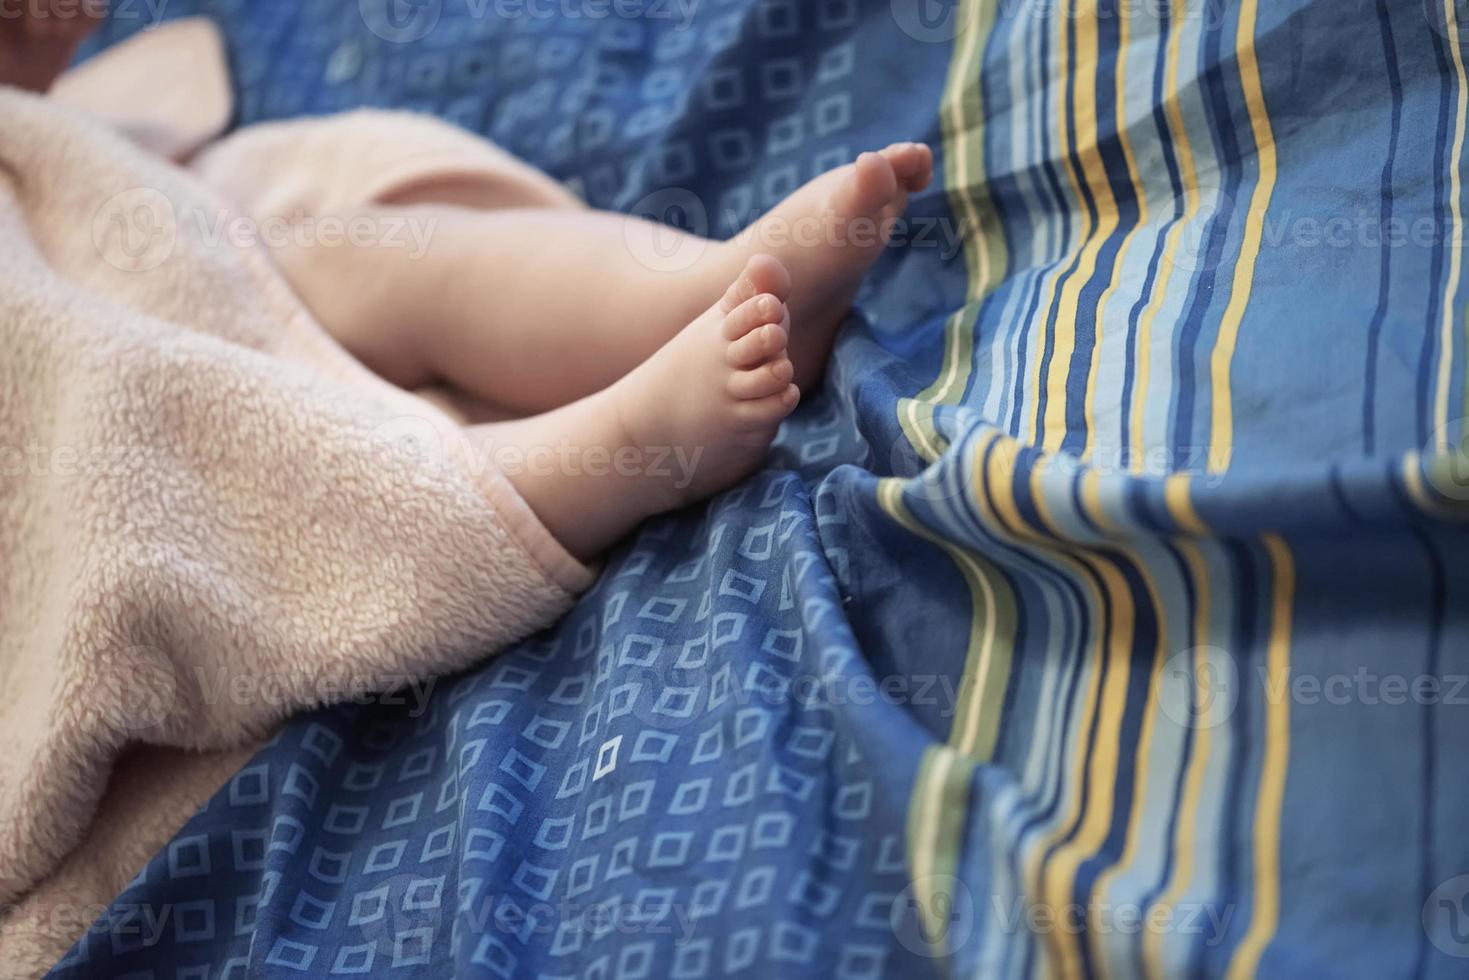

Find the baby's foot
[[611, 254, 799, 510], [733, 142, 934, 388]]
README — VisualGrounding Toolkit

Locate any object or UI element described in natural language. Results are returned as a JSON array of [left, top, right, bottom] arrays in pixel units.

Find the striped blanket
[[53, 0, 1469, 977]]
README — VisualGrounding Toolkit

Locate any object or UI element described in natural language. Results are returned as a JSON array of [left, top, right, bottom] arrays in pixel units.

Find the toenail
[[759, 295, 776, 316]]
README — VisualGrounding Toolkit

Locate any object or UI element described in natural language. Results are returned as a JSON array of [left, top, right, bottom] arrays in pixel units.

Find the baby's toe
[[726, 321, 789, 368], [722, 292, 787, 341], [727, 356, 795, 400], [732, 385, 800, 431], [719, 254, 792, 313], [835, 151, 900, 219], [881, 142, 934, 192]]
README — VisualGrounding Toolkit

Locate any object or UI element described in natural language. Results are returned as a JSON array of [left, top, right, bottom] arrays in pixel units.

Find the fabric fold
[[0, 86, 590, 921]]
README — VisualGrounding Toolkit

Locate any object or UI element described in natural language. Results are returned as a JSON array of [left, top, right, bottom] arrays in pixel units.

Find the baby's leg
[[466, 256, 799, 560], [276, 204, 758, 411], [273, 143, 933, 414]]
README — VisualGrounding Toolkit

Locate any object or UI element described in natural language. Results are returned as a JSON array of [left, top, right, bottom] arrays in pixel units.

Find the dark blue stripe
[[963, 0, 1023, 414], [1421, 11, 1456, 443], [1032, 7, 1101, 450], [1120, 0, 1186, 469], [1381, 474, 1448, 980], [1363, 0, 1405, 455], [1199, 539, 1260, 977], [1071, 547, 1165, 980], [1008, 0, 1076, 437], [1059, 0, 1144, 458], [1169, 11, 1245, 461], [1134, 541, 1202, 955]]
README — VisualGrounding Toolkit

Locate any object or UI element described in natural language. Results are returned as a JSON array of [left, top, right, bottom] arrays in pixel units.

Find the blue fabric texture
[[52, 0, 1469, 977]]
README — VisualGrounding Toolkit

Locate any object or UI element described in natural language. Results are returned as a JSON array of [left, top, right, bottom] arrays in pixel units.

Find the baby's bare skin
[[278, 144, 933, 559], [10, 5, 935, 560]]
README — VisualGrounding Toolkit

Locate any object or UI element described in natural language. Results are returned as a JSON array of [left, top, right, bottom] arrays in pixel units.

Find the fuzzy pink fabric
[[0, 75, 592, 972]]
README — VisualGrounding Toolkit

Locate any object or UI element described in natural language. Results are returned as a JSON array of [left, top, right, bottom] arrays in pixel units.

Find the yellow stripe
[[1025, 0, 1080, 447], [1224, 534, 1295, 980], [902, 0, 1002, 463], [1205, 0, 1277, 470], [967, 445, 1125, 979], [904, 304, 980, 463], [977, 466, 1104, 980], [892, 5, 1016, 966], [1164, 472, 1209, 535], [1041, 0, 1120, 456], [1401, 450, 1469, 522], [946, 0, 996, 303], [1031, 485, 1137, 979], [1129, 0, 1199, 471], [1141, 536, 1213, 980], [906, 746, 974, 958], [878, 462, 1014, 760], [1437, 0, 1468, 448], [1085, 472, 1172, 980], [1082, 0, 1148, 463]]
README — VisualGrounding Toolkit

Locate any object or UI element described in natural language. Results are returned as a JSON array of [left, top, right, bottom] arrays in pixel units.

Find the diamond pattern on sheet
[[59, 0, 959, 976], [52, 476, 937, 978]]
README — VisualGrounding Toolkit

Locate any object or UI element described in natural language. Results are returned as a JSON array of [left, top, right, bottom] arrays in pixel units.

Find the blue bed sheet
[[54, 0, 1469, 977]]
